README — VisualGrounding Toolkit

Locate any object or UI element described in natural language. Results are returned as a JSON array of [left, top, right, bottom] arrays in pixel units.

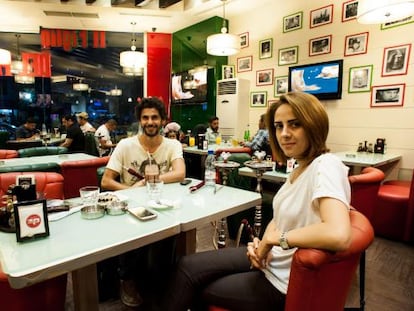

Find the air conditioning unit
[[216, 78, 250, 140]]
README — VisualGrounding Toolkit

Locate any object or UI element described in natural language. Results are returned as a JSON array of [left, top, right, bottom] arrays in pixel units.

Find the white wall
[[228, 0, 414, 180]]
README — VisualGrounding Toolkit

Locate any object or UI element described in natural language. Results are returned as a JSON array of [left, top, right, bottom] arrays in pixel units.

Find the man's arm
[[159, 158, 186, 184], [60, 138, 73, 148], [101, 167, 131, 191]]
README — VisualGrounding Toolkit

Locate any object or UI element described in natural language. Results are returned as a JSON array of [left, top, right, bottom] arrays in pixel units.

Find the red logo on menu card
[[26, 214, 41, 228]]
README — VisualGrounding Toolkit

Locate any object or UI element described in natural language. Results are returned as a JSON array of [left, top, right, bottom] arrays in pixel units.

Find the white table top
[[333, 151, 401, 167], [0, 153, 97, 168], [0, 179, 261, 289], [238, 166, 289, 183]]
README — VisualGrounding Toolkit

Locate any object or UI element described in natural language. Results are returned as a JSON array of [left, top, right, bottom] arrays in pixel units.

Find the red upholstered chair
[[209, 210, 374, 311], [0, 171, 64, 200], [0, 171, 67, 311], [60, 156, 110, 198], [348, 167, 385, 221], [0, 149, 18, 159], [348, 167, 384, 310], [373, 170, 414, 242]]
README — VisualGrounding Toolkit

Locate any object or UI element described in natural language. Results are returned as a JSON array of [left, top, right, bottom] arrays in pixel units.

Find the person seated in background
[[241, 114, 270, 153], [101, 97, 185, 308], [95, 119, 117, 157], [76, 112, 96, 133], [205, 116, 220, 144], [60, 115, 85, 153], [164, 121, 187, 147], [159, 92, 352, 311], [15, 117, 38, 140]]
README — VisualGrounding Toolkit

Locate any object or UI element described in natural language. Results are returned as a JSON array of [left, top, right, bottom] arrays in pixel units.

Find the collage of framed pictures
[[256, 69, 273, 86], [237, 55, 253, 73], [239, 32, 249, 49], [348, 65, 373, 93], [283, 11, 303, 33], [250, 91, 267, 108], [278, 46, 298, 66], [381, 43, 411, 77], [310, 4, 333, 28], [274, 76, 288, 97], [309, 35, 331, 56], [259, 38, 272, 59], [371, 84, 405, 108], [342, 0, 358, 22], [344, 32, 369, 56]]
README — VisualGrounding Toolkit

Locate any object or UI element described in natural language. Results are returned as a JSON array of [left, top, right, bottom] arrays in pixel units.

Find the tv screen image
[[171, 69, 207, 104], [288, 59, 343, 100]]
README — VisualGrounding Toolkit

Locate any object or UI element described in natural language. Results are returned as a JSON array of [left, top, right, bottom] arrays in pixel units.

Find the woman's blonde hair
[[266, 92, 330, 163]]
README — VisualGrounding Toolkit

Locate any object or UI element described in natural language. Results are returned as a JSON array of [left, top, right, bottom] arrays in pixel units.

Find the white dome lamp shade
[[120, 22, 147, 71], [206, 0, 240, 56], [357, 0, 414, 24], [0, 49, 11, 66]]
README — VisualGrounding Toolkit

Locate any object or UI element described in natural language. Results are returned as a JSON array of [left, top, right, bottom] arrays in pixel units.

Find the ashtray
[[81, 205, 105, 220], [105, 201, 128, 216]]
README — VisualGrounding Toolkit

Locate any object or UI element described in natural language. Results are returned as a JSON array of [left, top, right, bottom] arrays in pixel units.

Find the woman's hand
[[246, 238, 262, 269]]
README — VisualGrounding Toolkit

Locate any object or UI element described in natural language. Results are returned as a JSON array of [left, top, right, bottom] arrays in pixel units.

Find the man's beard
[[143, 125, 160, 137]]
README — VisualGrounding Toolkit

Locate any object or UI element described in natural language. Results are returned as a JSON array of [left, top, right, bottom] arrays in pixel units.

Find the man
[[241, 114, 270, 153], [205, 116, 220, 144], [101, 97, 185, 307], [76, 112, 96, 134], [60, 115, 85, 153], [15, 117, 38, 140], [95, 119, 117, 157]]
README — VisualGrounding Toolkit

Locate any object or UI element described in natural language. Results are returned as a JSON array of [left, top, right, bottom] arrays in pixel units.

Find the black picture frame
[[14, 199, 49, 242]]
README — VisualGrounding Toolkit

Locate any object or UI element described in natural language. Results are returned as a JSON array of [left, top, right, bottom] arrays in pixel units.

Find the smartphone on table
[[128, 206, 157, 221]]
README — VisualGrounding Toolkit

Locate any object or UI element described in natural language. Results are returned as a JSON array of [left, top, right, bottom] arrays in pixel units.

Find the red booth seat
[[0, 149, 18, 159], [60, 156, 110, 198], [373, 169, 414, 242], [0, 171, 67, 311]]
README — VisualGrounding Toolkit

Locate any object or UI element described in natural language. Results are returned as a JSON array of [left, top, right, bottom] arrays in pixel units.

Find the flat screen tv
[[171, 68, 208, 105], [288, 59, 343, 100]]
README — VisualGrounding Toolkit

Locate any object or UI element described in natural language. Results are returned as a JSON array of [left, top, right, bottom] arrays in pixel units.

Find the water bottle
[[204, 149, 216, 188], [243, 124, 250, 142]]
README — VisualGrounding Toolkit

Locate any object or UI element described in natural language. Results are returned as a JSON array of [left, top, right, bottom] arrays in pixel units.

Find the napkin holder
[[13, 199, 49, 242]]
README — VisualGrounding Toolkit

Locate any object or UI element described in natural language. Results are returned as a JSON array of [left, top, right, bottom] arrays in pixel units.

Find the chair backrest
[[404, 170, 414, 241], [17, 146, 68, 157], [84, 132, 100, 157], [285, 209, 374, 311], [60, 156, 110, 198], [0, 149, 18, 159], [0, 162, 60, 174], [0, 171, 64, 201], [348, 167, 385, 221], [6, 139, 43, 150]]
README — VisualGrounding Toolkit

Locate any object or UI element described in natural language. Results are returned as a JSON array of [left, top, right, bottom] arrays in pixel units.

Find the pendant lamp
[[206, 0, 240, 56], [0, 49, 11, 66], [11, 34, 23, 75], [14, 75, 35, 84], [73, 80, 89, 91], [120, 22, 147, 71], [357, 0, 414, 24]]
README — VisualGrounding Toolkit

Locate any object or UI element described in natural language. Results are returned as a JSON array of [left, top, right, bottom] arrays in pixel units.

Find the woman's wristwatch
[[279, 231, 291, 250]]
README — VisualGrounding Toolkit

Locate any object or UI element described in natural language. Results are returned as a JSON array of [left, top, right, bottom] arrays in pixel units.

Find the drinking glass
[[146, 180, 164, 202], [145, 164, 159, 183], [215, 134, 222, 145], [79, 186, 100, 206]]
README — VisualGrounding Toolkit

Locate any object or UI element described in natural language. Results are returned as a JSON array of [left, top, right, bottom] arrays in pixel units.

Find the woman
[[160, 92, 352, 311]]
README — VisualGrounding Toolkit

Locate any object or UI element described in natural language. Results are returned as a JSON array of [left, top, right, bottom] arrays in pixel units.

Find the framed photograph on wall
[[283, 11, 303, 33], [381, 16, 414, 30], [237, 55, 253, 73], [274, 75, 288, 97], [309, 35, 331, 56], [348, 65, 373, 93], [344, 32, 369, 56], [256, 69, 274, 86], [222, 65, 235, 79], [278, 46, 298, 66], [371, 84, 405, 107], [342, 0, 358, 22], [310, 4, 334, 28], [239, 32, 249, 48], [381, 43, 411, 76], [250, 91, 267, 108], [259, 38, 273, 59]]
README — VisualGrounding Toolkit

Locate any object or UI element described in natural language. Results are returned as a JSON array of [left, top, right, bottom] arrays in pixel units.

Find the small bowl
[[81, 205, 105, 220], [105, 201, 128, 216]]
